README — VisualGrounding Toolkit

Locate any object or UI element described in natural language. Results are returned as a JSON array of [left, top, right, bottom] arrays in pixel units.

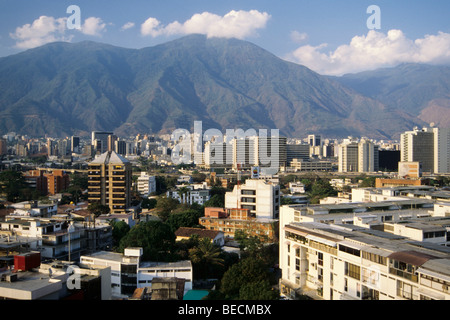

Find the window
[[345, 262, 361, 280], [318, 267, 323, 282], [339, 244, 360, 257], [318, 252, 323, 266], [362, 251, 387, 266]]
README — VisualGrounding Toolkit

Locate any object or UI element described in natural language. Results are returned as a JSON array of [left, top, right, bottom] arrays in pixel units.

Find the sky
[[1, 0, 449, 75]]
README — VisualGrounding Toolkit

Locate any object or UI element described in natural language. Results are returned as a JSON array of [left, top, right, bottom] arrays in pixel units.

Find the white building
[[289, 182, 306, 194], [279, 210, 450, 300], [400, 127, 434, 173], [137, 172, 156, 198], [10, 200, 58, 217], [433, 127, 450, 174], [166, 183, 211, 205], [80, 248, 193, 299], [338, 139, 379, 173], [225, 178, 280, 220]]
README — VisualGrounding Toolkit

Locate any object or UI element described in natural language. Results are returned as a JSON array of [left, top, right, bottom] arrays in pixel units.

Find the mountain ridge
[[0, 35, 441, 139]]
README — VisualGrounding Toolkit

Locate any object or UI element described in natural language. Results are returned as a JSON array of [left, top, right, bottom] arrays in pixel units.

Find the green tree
[[141, 198, 157, 209], [110, 220, 130, 248], [359, 176, 376, 188], [239, 279, 279, 300], [308, 178, 337, 204], [189, 237, 224, 280], [155, 196, 180, 221], [118, 220, 176, 261], [204, 193, 224, 208], [166, 209, 204, 231], [88, 202, 110, 217], [219, 257, 272, 300], [0, 170, 27, 202]]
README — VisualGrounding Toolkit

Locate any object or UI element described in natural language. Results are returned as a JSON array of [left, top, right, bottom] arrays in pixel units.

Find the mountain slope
[[333, 63, 450, 128], [0, 35, 425, 139]]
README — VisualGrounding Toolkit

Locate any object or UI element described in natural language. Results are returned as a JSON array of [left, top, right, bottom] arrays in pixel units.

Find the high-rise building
[[88, 151, 132, 214], [115, 140, 127, 156], [338, 140, 359, 172], [71, 136, 80, 153], [338, 139, 379, 173], [107, 134, 117, 152], [433, 127, 450, 174], [358, 139, 379, 172], [232, 137, 257, 170], [91, 131, 114, 154], [45, 170, 70, 195], [0, 138, 8, 155], [308, 134, 322, 147], [286, 144, 310, 165], [257, 136, 287, 173], [400, 127, 434, 173]]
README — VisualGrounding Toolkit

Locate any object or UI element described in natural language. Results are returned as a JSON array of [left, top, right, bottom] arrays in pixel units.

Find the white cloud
[[81, 17, 106, 36], [141, 10, 271, 39], [286, 29, 450, 75], [10, 15, 70, 49], [121, 22, 135, 31], [10, 15, 107, 49], [290, 31, 308, 44]]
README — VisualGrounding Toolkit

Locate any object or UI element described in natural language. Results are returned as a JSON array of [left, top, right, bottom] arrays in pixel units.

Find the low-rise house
[[174, 227, 225, 247]]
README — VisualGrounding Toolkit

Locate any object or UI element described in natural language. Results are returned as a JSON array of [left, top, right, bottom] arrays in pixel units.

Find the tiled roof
[[175, 227, 221, 240]]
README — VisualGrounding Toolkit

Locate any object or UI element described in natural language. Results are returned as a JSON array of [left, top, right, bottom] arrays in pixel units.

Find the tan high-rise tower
[[88, 151, 132, 213]]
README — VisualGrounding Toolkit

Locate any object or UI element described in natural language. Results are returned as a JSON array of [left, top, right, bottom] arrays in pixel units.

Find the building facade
[[88, 151, 132, 214], [224, 178, 280, 220], [137, 172, 156, 198], [279, 204, 450, 300], [80, 248, 193, 298], [400, 127, 435, 173]]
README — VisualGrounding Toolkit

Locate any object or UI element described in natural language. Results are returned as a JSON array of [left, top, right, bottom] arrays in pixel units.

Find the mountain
[[332, 63, 450, 128], [0, 35, 427, 139]]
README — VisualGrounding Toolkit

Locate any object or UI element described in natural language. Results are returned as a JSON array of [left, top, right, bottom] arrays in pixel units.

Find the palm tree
[[189, 237, 224, 280]]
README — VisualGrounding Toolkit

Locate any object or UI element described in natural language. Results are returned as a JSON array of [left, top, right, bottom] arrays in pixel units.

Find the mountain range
[[0, 34, 448, 140]]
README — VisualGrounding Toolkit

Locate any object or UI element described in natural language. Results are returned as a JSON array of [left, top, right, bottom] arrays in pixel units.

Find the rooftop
[[89, 151, 129, 165], [175, 227, 222, 240]]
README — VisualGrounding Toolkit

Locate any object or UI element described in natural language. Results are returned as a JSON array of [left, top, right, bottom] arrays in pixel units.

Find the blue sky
[[1, 0, 449, 75]]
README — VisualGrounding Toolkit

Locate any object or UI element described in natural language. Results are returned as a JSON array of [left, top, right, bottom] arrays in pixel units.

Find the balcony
[[389, 267, 418, 282]]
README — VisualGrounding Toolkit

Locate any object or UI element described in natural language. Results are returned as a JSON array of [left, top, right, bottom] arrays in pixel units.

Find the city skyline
[[0, 0, 449, 75]]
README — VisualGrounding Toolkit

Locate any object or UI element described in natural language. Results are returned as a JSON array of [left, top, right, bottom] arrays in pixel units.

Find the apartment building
[[167, 185, 211, 206], [199, 207, 278, 241], [88, 151, 132, 214], [279, 205, 450, 300], [80, 248, 193, 298], [136, 172, 156, 198], [224, 178, 280, 220], [0, 215, 112, 261], [23, 169, 70, 196]]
